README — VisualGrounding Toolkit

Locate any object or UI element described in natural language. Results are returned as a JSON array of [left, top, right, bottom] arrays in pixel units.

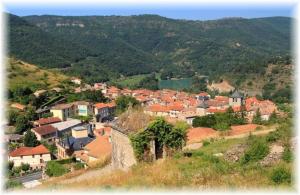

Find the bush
[[56, 157, 76, 164], [21, 163, 30, 172], [45, 161, 68, 177], [282, 147, 293, 162], [241, 139, 269, 164], [5, 180, 23, 190], [266, 131, 280, 143], [271, 166, 291, 184], [74, 162, 85, 170], [202, 140, 210, 146]]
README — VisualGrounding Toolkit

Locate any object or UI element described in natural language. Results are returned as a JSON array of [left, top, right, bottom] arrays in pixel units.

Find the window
[[40, 154, 42, 157], [20, 156, 23, 159], [32, 155, 35, 158]]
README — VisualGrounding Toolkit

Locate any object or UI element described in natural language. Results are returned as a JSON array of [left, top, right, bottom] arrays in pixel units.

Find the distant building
[[56, 125, 95, 159], [33, 89, 47, 97], [31, 125, 58, 143], [71, 78, 82, 85], [10, 103, 26, 111], [229, 90, 244, 107], [33, 117, 61, 127], [50, 103, 75, 121], [73, 101, 93, 117], [94, 102, 116, 122], [51, 119, 83, 138], [8, 145, 51, 169]]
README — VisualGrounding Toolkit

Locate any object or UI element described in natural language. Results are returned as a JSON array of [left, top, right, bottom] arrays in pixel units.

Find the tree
[[192, 115, 216, 128], [116, 95, 140, 114], [7, 109, 19, 126], [8, 161, 14, 171], [20, 163, 30, 172], [15, 115, 31, 134], [23, 129, 39, 147], [253, 109, 262, 124]]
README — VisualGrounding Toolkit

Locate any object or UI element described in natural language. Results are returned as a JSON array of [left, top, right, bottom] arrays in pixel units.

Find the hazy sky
[[5, 4, 295, 20]]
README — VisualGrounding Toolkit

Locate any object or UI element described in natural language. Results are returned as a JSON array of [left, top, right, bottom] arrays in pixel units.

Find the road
[[11, 171, 43, 183]]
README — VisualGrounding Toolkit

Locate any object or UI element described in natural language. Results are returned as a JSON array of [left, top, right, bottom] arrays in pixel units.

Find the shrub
[[21, 163, 30, 172], [8, 161, 14, 171], [266, 131, 280, 143], [74, 162, 85, 170], [241, 139, 269, 164], [202, 140, 210, 146], [271, 166, 291, 184], [282, 147, 293, 162], [5, 180, 23, 190], [45, 161, 68, 177]]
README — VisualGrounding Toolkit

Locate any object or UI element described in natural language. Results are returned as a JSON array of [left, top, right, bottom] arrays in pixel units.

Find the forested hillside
[[7, 13, 292, 84]]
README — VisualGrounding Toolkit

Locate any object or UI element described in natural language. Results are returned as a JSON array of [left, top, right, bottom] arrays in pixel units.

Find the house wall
[[9, 153, 51, 168], [111, 128, 137, 170], [229, 97, 242, 107], [72, 129, 88, 138], [51, 109, 64, 121]]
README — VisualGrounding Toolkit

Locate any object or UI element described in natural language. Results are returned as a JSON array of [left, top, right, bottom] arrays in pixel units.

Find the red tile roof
[[9, 145, 50, 157], [11, 103, 26, 110], [84, 136, 111, 158], [187, 127, 219, 144], [35, 117, 61, 126], [32, 125, 57, 136], [148, 104, 170, 112]]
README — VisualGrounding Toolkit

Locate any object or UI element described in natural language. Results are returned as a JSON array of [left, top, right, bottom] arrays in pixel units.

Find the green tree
[[23, 129, 39, 147], [21, 163, 30, 172], [116, 95, 140, 114], [8, 161, 14, 171], [15, 115, 31, 134], [7, 109, 19, 126], [252, 109, 262, 124]]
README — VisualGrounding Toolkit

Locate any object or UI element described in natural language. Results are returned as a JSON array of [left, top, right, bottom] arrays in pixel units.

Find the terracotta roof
[[229, 124, 261, 136], [9, 145, 50, 157], [169, 104, 184, 111], [187, 127, 219, 144], [94, 103, 108, 109], [148, 104, 169, 112], [32, 125, 58, 136], [51, 103, 73, 110], [35, 117, 61, 126], [207, 108, 227, 113], [84, 136, 112, 158], [11, 103, 26, 110]]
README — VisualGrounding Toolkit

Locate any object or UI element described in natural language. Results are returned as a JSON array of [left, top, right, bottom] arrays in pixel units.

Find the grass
[[35, 135, 294, 191], [7, 58, 69, 90]]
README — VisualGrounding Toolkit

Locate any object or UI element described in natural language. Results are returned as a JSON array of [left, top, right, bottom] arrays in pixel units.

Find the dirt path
[[61, 164, 114, 184], [224, 128, 276, 140]]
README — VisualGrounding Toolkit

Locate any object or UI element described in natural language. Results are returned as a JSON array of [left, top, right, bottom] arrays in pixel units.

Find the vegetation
[[241, 137, 269, 164], [66, 90, 107, 103], [271, 166, 291, 184], [23, 129, 39, 147], [115, 95, 140, 114], [192, 107, 246, 130], [8, 14, 291, 89], [45, 161, 69, 177], [129, 118, 187, 161], [5, 180, 23, 190]]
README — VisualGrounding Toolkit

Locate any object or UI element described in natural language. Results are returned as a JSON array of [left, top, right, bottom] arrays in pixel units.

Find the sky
[[4, 4, 295, 20]]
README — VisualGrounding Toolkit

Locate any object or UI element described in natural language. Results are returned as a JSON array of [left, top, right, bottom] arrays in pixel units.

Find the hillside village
[[5, 74, 294, 190]]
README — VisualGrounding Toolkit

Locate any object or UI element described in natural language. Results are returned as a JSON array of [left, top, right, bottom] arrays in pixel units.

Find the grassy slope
[[37, 135, 293, 191], [7, 58, 69, 90]]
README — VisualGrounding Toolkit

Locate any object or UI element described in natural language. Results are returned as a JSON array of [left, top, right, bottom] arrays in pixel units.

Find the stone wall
[[111, 127, 137, 170]]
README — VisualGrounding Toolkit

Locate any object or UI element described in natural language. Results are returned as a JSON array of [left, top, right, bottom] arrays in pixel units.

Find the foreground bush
[[241, 139, 269, 164], [271, 166, 291, 184], [45, 161, 68, 177], [5, 180, 22, 190]]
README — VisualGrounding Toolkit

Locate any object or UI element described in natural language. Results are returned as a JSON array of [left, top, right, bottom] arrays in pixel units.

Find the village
[[5, 76, 285, 188]]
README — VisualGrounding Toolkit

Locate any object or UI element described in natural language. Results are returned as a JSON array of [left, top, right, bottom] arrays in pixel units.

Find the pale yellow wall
[[9, 154, 51, 167], [50, 109, 64, 121], [72, 129, 88, 138]]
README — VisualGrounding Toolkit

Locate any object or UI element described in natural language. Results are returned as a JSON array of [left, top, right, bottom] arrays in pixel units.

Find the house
[[4, 134, 23, 144], [73, 101, 93, 117], [31, 125, 58, 143], [10, 103, 26, 111], [145, 104, 169, 117], [33, 89, 47, 97], [33, 117, 61, 127], [196, 100, 209, 116], [75, 135, 112, 164], [56, 125, 95, 159], [196, 92, 210, 101], [71, 78, 82, 85], [94, 102, 116, 122], [50, 103, 75, 121], [51, 119, 83, 138], [186, 127, 219, 144], [8, 145, 51, 169]]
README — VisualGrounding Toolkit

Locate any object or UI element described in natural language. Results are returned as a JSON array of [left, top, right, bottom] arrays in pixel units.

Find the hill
[[7, 58, 69, 91], [7, 13, 292, 84]]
